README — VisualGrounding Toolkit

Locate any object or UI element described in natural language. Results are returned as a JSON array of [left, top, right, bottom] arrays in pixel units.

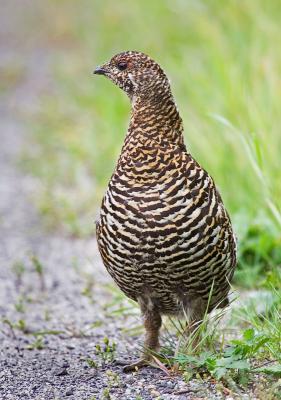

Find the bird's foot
[[115, 357, 155, 372], [123, 358, 151, 372]]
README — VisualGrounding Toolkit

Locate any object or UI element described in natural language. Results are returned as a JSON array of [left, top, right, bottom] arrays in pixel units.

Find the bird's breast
[[96, 149, 236, 309], [97, 155, 221, 263]]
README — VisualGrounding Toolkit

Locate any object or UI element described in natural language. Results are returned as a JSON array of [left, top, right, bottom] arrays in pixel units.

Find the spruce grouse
[[94, 51, 237, 371]]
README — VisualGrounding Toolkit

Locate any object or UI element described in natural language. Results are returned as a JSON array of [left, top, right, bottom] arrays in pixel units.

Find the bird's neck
[[123, 93, 185, 150]]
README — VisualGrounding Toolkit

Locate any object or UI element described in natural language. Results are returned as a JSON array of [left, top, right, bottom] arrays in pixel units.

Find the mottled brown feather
[[94, 51, 237, 366]]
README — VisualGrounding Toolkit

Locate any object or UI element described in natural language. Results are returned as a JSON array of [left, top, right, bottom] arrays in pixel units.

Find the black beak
[[93, 66, 107, 75]]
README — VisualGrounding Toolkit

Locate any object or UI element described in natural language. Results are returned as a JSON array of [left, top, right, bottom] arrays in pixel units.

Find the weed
[[1, 318, 17, 339], [85, 358, 98, 368], [160, 323, 281, 394], [12, 261, 25, 288], [93, 370, 121, 400], [16, 319, 27, 333], [94, 337, 117, 366], [90, 321, 103, 329], [105, 370, 120, 388], [26, 330, 63, 350], [27, 336, 44, 350], [156, 269, 281, 392], [101, 388, 111, 400], [30, 254, 46, 291], [14, 296, 26, 313], [44, 309, 51, 321], [81, 274, 95, 301], [84, 338, 117, 368], [32, 330, 64, 336]]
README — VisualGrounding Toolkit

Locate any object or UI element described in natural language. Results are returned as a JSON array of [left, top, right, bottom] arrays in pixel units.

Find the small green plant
[[44, 308, 51, 321], [12, 261, 25, 287], [16, 319, 27, 332], [1, 318, 29, 336], [14, 297, 25, 313], [1, 318, 17, 339], [27, 336, 45, 350], [30, 254, 46, 291], [95, 370, 120, 400], [90, 321, 103, 329], [25, 330, 63, 350], [101, 388, 111, 400], [81, 274, 95, 300], [105, 369, 120, 387], [174, 327, 281, 383], [154, 269, 281, 394], [33, 329, 64, 336], [85, 358, 97, 368], [85, 338, 117, 368], [95, 337, 117, 366]]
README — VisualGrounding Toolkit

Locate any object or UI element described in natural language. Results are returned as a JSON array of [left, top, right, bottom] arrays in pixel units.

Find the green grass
[[163, 268, 281, 395], [158, 271, 281, 395], [100, 269, 281, 396]]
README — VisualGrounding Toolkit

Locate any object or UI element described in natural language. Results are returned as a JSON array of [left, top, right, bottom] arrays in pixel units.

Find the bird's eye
[[117, 62, 128, 71]]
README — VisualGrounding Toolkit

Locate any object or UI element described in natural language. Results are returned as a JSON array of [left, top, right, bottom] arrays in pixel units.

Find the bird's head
[[94, 51, 170, 102]]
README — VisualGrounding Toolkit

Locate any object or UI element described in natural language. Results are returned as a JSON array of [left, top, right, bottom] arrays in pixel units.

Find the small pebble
[[65, 388, 74, 396], [62, 361, 70, 368], [55, 368, 68, 377]]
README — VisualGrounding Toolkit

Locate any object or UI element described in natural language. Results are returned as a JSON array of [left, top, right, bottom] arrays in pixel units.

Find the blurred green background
[[24, 0, 281, 286]]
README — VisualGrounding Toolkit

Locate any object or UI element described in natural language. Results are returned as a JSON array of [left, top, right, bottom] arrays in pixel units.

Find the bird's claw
[[114, 358, 152, 372], [122, 358, 150, 372]]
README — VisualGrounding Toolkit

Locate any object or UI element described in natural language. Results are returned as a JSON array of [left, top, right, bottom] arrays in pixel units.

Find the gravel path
[[0, 2, 238, 399]]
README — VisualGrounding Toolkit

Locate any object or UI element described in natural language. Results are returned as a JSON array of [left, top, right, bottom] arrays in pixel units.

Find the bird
[[94, 51, 237, 372]]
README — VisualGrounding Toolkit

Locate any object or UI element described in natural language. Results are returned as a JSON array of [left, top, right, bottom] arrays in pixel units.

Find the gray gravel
[[0, 2, 246, 399]]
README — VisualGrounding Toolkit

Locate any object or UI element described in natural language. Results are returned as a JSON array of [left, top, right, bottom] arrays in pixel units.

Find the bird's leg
[[123, 306, 162, 372]]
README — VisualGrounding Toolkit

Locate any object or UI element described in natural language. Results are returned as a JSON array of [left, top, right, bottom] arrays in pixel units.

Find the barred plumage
[[94, 51, 237, 370]]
